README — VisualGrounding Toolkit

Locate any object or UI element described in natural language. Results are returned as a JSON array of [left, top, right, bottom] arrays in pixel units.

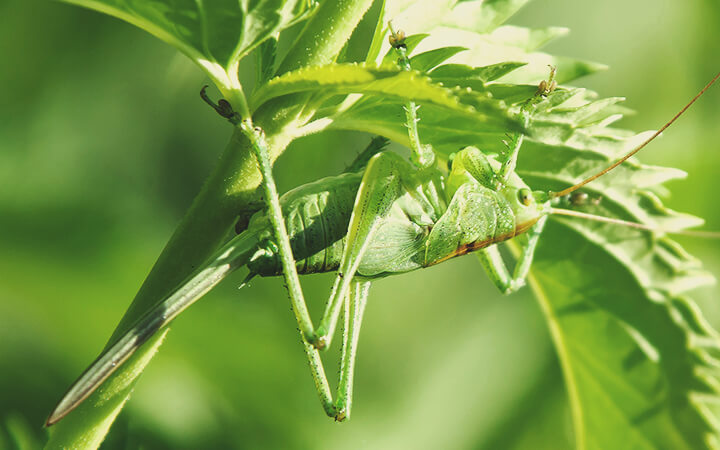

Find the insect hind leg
[[313, 151, 410, 349]]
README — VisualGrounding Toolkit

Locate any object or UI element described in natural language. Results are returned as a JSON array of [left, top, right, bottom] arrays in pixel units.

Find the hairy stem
[[46, 127, 287, 449]]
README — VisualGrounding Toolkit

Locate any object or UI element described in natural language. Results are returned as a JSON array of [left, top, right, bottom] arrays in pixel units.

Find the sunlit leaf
[[513, 86, 719, 449], [252, 63, 520, 132], [410, 46, 468, 72], [60, 0, 314, 99]]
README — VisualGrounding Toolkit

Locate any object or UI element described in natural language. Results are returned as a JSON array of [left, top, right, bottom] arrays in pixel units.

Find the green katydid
[[45, 29, 720, 425]]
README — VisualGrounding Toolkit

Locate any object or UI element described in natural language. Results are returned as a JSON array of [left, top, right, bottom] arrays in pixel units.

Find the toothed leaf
[[252, 63, 520, 132], [60, 0, 314, 96]]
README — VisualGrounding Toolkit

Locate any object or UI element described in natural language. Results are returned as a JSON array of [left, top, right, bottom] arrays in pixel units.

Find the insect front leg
[[476, 216, 547, 294], [497, 66, 557, 183], [389, 22, 435, 169]]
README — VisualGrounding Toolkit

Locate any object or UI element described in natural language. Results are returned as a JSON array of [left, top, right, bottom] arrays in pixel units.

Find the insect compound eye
[[570, 192, 589, 206], [537, 80, 548, 94], [517, 188, 533, 206]]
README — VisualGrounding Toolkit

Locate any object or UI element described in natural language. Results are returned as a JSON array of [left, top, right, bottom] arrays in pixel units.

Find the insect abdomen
[[247, 173, 361, 276]]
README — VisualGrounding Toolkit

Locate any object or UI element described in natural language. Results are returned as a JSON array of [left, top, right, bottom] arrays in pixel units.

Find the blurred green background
[[1, 0, 718, 448]]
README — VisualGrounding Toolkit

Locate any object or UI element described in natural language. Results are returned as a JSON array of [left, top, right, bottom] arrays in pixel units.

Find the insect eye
[[518, 188, 533, 206]]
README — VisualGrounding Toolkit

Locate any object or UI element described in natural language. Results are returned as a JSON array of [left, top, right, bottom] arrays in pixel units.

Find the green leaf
[[430, 62, 528, 85], [380, 33, 430, 66], [251, 63, 518, 133], [252, 63, 447, 108], [410, 46, 468, 72], [256, 36, 279, 85], [524, 224, 718, 450], [383, 0, 530, 36], [509, 84, 720, 448], [60, 0, 314, 112]]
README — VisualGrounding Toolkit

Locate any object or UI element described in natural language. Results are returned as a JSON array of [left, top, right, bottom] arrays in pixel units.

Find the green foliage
[[252, 62, 519, 133], [517, 101, 719, 449], [61, 0, 314, 114], [37, 0, 720, 448]]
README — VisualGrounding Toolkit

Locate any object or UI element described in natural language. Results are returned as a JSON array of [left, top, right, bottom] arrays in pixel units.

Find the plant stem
[[46, 122, 295, 449]]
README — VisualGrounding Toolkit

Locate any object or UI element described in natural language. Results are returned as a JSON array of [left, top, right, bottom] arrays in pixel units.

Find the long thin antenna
[[551, 208, 720, 238], [552, 72, 720, 198]]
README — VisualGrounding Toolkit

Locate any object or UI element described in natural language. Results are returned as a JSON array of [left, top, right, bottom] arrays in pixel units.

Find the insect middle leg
[[476, 216, 547, 294]]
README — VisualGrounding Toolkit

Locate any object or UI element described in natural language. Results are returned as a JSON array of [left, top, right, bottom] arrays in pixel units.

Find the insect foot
[[334, 409, 348, 422], [311, 334, 328, 350], [535, 65, 557, 97], [388, 22, 406, 49], [504, 279, 526, 295]]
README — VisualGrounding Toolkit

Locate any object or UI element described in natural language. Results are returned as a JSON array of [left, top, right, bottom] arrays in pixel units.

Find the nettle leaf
[[510, 87, 720, 448], [380, 33, 429, 66], [60, 0, 313, 98], [251, 63, 520, 132], [383, 0, 530, 37], [381, 7, 606, 87], [410, 46, 468, 72], [329, 2, 720, 447]]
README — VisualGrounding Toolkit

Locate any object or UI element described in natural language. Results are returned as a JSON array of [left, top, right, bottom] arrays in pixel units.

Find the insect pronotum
[[45, 32, 720, 425]]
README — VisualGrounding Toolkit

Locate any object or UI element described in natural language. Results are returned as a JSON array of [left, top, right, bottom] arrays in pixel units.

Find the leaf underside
[[60, 0, 312, 90]]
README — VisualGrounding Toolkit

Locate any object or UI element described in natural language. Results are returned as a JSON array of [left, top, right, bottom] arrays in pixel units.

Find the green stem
[[45, 129, 266, 448], [46, 121, 295, 449]]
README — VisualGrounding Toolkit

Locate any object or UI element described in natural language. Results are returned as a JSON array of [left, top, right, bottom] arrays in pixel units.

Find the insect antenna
[[551, 72, 720, 199], [550, 208, 720, 238]]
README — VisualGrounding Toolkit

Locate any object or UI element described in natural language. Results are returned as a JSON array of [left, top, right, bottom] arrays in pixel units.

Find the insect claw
[[310, 334, 328, 350], [199, 85, 214, 106], [199, 85, 237, 120], [388, 21, 407, 49]]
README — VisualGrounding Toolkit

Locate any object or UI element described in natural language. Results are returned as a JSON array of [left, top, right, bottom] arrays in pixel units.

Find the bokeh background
[[1, 0, 718, 448]]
